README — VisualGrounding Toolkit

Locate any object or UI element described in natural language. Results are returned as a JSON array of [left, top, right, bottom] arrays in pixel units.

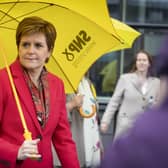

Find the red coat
[[0, 60, 80, 168]]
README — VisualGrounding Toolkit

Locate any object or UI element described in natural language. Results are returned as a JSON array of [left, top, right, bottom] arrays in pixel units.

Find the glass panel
[[90, 52, 120, 97], [123, 29, 168, 75], [126, 0, 168, 24], [143, 30, 168, 55], [107, 0, 121, 19]]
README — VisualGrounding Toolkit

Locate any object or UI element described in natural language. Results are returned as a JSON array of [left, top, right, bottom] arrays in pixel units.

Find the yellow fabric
[[0, 0, 141, 93], [90, 83, 97, 99], [100, 60, 117, 93], [111, 18, 141, 50]]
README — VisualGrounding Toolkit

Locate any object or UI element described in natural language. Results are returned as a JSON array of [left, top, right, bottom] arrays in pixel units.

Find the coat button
[[142, 97, 146, 101]]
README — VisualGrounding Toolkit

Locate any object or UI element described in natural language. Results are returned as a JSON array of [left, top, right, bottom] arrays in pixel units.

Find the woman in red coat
[[0, 16, 79, 168]]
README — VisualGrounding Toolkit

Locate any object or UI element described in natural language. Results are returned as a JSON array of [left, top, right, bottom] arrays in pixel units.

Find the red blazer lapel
[[44, 73, 67, 132], [10, 60, 42, 134]]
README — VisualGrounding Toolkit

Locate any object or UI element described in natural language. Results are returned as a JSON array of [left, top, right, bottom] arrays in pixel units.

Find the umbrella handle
[[23, 130, 32, 140], [79, 104, 96, 118]]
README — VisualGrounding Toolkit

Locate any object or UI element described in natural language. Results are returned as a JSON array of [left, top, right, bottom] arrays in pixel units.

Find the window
[[90, 0, 168, 97]]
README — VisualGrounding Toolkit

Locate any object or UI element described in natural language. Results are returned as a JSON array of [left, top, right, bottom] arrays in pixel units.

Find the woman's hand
[[66, 94, 84, 112], [17, 139, 41, 160], [73, 94, 84, 108]]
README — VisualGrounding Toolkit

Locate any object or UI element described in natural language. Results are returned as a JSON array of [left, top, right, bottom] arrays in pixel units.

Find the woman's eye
[[22, 42, 29, 48], [35, 43, 43, 48]]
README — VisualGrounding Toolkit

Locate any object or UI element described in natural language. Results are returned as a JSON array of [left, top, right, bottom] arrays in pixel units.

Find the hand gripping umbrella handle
[[23, 131, 41, 160], [0, 42, 32, 140]]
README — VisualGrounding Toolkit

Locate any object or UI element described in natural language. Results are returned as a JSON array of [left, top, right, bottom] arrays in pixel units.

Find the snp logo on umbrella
[[62, 30, 91, 61]]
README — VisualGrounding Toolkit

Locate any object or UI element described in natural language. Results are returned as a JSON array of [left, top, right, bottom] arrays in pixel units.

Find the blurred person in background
[[54, 73, 103, 168], [100, 50, 160, 140], [99, 36, 168, 168]]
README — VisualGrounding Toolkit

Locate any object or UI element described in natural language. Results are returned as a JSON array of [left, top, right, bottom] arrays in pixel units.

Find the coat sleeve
[[101, 75, 126, 125], [52, 81, 80, 168]]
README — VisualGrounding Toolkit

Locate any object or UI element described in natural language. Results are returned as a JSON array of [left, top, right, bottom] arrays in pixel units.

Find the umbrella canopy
[[0, 0, 140, 94], [110, 18, 141, 50], [0, 0, 127, 94]]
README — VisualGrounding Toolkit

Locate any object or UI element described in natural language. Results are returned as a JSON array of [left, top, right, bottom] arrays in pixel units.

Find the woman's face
[[18, 33, 51, 72], [136, 52, 150, 73]]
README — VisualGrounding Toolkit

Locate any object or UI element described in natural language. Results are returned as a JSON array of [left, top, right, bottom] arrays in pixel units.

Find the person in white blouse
[[100, 50, 160, 140], [54, 74, 103, 168]]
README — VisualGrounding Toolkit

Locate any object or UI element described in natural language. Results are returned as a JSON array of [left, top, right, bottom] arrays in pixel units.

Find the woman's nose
[[27, 45, 35, 53]]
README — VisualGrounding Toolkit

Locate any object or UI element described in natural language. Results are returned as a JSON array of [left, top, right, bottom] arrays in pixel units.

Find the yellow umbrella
[[0, 1, 141, 123], [36, 0, 117, 34], [0, 0, 125, 94], [0, 0, 124, 137], [110, 18, 141, 50]]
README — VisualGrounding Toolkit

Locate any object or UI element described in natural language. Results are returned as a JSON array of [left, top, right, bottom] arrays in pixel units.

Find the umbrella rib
[[0, 3, 53, 26], [0, 9, 19, 25], [50, 55, 77, 93], [0, 1, 123, 44], [0, 26, 15, 30], [0, 0, 18, 22]]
